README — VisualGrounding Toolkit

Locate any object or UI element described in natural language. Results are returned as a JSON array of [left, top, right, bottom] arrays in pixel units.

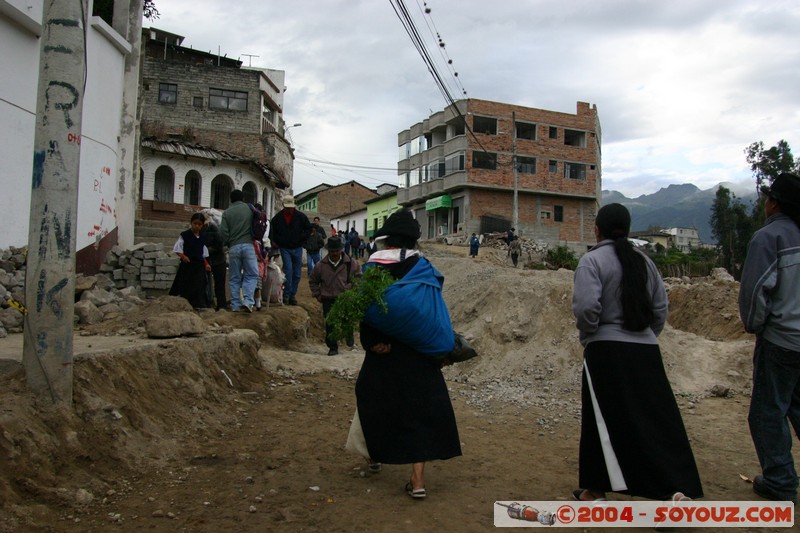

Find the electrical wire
[[415, 0, 468, 97], [388, 0, 490, 154]]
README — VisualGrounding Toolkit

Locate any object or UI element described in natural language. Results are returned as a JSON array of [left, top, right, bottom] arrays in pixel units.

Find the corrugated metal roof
[[141, 138, 288, 188]]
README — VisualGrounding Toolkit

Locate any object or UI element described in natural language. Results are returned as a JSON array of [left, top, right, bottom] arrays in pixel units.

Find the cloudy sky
[[152, 0, 800, 198]]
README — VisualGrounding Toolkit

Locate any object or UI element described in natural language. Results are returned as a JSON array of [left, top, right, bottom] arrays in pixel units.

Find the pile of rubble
[[0, 245, 157, 337], [100, 243, 180, 290], [0, 247, 27, 337], [479, 232, 550, 255], [73, 273, 147, 326]]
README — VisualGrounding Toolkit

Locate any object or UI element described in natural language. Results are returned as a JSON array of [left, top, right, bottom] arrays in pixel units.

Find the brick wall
[[317, 182, 378, 219], [468, 189, 595, 244]]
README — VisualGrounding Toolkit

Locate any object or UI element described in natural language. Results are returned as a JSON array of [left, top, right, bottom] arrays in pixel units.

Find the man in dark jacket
[[269, 195, 311, 305], [304, 216, 327, 276], [309, 237, 360, 355]]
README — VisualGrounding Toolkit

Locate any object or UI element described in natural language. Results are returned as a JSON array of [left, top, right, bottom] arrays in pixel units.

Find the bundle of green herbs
[[326, 266, 396, 342]]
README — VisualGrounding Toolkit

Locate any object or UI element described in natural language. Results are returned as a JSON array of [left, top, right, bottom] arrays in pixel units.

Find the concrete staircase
[[134, 219, 189, 250]]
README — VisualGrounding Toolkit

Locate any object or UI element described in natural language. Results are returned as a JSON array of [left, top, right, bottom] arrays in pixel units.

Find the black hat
[[761, 173, 800, 208], [374, 209, 421, 240], [325, 237, 343, 251]]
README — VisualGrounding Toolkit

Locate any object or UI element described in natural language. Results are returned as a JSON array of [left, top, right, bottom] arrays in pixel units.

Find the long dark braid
[[596, 203, 654, 331]]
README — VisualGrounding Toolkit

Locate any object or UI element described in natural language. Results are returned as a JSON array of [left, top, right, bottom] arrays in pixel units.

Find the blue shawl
[[363, 257, 455, 356]]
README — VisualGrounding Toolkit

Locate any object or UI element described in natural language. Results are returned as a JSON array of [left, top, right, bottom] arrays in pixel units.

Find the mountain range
[[601, 182, 758, 244]]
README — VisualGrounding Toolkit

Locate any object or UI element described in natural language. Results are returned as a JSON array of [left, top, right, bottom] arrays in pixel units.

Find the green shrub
[[546, 245, 579, 270]]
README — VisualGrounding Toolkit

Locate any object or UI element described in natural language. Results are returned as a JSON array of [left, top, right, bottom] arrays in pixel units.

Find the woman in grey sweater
[[571, 203, 703, 502]]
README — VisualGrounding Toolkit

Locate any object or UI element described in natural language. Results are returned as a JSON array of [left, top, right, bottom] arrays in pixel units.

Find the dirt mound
[[0, 331, 264, 529], [429, 253, 753, 401], [666, 281, 750, 341]]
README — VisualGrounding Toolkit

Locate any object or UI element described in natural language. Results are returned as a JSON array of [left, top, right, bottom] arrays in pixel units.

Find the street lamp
[[284, 122, 302, 144]]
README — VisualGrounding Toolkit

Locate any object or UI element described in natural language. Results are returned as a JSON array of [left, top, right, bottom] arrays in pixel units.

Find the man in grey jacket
[[309, 237, 360, 355], [739, 172, 800, 504], [220, 189, 258, 312]]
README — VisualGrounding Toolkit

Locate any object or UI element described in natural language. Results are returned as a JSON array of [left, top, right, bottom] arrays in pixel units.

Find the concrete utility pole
[[23, 0, 88, 404], [511, 111, 519, 231]]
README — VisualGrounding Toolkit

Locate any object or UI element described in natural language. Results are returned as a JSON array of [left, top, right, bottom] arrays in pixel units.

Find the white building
[[0, 0, 143, 272], [662, 227, 701, 252]]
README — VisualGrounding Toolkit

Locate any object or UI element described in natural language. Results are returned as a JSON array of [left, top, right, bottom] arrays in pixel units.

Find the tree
[[745, 140, 799, 191], [93, 1, 158, 23], [143, 0, 159, 20], [709, 186, 754, 279]]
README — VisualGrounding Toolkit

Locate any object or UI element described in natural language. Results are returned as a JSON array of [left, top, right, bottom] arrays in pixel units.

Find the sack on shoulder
[[446, 333, 478, 363]]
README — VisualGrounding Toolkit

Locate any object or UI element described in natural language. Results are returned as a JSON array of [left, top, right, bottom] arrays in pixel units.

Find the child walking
[[169, 212, 212, 309]]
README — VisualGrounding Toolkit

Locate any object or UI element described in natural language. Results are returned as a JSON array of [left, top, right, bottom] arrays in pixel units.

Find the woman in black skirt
[[571, 203, 703, 502]]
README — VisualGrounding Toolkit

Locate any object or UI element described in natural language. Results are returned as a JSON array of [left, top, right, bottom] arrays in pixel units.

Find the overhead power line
[[388, 0, 490, 154], [296, 156, 397, 172]]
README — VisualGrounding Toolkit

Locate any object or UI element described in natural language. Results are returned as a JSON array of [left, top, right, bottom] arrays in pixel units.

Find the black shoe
[[753, 475, 797, 503], [327, 348, 338, 356], [289, 296, 298, 305]]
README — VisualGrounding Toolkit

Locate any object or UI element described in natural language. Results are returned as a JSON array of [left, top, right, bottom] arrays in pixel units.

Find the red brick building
[[397, 99, 601, 249]]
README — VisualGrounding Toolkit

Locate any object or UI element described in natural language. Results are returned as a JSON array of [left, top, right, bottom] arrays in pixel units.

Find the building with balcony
[[397, 99, 601, 249], [137, 27, 292, 231]]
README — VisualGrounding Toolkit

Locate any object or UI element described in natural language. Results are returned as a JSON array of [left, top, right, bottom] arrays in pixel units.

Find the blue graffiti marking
[[36, 269, 46, 312], [36, 331, 48, 358], [48, 19, 80, 28], [37, 204, 50, 261], [32, 151, 45, 188], [45, 277, 68, 319]]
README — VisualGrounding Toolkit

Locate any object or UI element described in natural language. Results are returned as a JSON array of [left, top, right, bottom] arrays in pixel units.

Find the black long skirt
[[169, 260, 209, 309], [356, 343, 462, 465], [579, 341, 703, 499]]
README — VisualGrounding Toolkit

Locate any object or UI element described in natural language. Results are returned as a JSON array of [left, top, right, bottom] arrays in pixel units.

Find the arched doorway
[[261, 188, 270, 213], [154, 165, 175, 202], [242, 181, 258, 204], [211, 174, 234, 209], [184, 170, 202, 206]]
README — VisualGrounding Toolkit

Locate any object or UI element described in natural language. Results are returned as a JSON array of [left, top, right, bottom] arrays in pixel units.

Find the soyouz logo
[[494, 501, 794, 528]]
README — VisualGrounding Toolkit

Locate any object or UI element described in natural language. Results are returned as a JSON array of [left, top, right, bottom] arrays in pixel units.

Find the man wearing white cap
[[268, 195, 311, 305]]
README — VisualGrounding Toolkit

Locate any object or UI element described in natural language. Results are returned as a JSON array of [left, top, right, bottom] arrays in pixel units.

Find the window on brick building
[[564, 129, 586, 147], [541, 210, 551, 220], [159, 83, 177, 104], [472, 151, 497, 170], [548, 160, 557, 173], [549, 126, 558, 139], [565, 162, 586, 180], [193, 96, 203, 108], [473, 116, 497, 135], [516, 122, 536, 140], [554, 205, 564, 222], [517, 156, 536, 174], [209, 88, 248, 111]]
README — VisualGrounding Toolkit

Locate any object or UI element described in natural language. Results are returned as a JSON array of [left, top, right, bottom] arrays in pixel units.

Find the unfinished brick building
[[397, 99, 601, 250]]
